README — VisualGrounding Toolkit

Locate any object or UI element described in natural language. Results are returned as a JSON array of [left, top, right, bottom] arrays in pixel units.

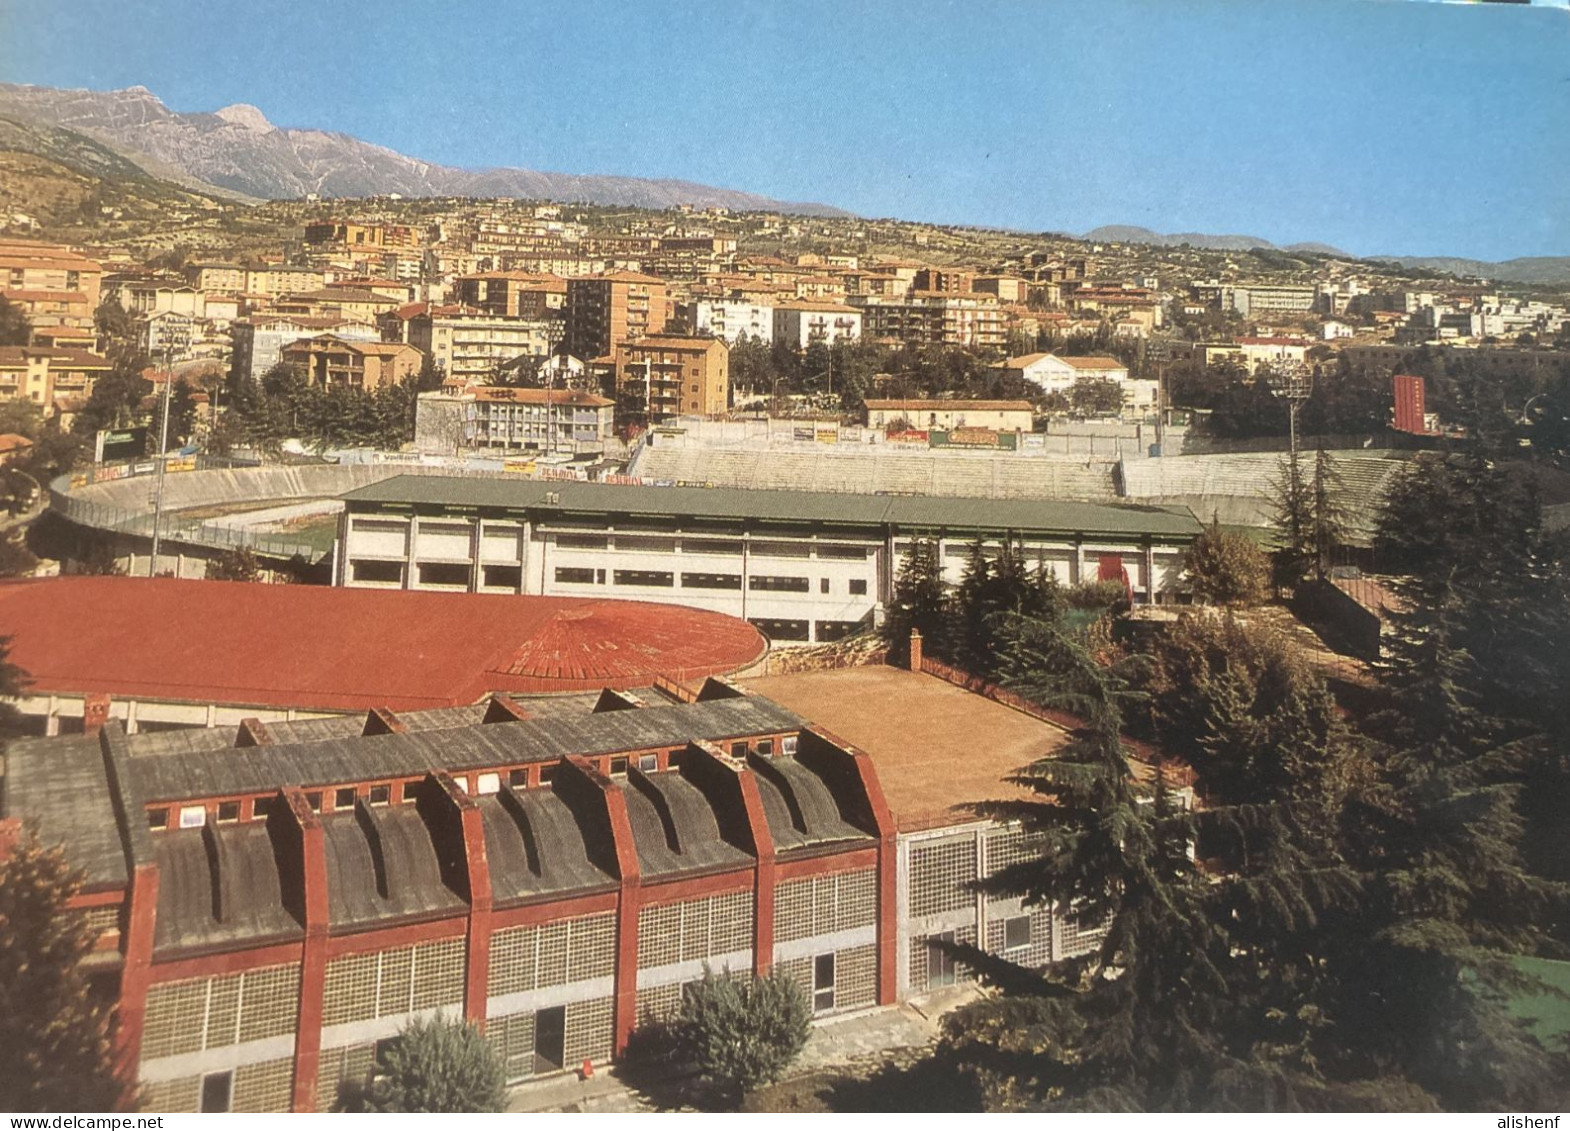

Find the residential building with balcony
[[565, 273, 669, 361], [415, 386, 615, 456], [611, 334, 729, 420], [688, 298, 775, 345], [401, 307, 556, 385], [279, 335, 423, 391], [849, 293, 1004, 349], [0, 239, 103, 331], [772, 301, 862, 349], [0, 345, 111, 424]]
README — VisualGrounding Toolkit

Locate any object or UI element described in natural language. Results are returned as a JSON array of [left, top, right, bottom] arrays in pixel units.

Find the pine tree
[[1268, 450, 1314, 593], [0, 832, 131, 1112], [883, 537, 946, 665], [1308, 447, 1346, 581], [935, 611, 1366, 1111]]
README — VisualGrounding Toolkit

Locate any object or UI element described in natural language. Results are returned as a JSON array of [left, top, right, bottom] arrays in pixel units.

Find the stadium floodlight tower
[[1266, 358, 1314, 460]]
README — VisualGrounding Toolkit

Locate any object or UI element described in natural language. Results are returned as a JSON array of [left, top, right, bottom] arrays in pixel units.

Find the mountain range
[[1, 82, 1566, 284], [1077, 225, 1570, 286], [0, 82, 848, 216]]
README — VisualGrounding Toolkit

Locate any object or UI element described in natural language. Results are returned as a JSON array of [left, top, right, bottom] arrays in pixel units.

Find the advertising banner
[[886, 429, 929, 444]]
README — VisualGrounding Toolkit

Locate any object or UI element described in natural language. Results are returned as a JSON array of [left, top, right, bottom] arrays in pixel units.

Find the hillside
[[0, 115, 225, 234], [0, 82, 850, 216]]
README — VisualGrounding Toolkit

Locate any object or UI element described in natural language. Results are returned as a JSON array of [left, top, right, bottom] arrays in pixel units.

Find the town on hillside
[[1, 50, 1569, 1124]]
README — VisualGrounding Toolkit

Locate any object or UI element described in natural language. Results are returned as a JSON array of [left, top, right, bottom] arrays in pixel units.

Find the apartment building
[[687, 298, 775, 344], [565, 273, 669, 361], [336, 477, 1201, 640], [279, 336, 424, 391], [1224, 284, 1317, 316], [414, 386, 615, 455], [0, 345, 112, 423], [850, 293, 1004, 350], [611, 334, 729, 419], [231, 316, 380, 384], [454, 273, 568, 321], [244, 267, 327, 300], [773, 301, 862, 349], [0, 239, 103, 331], [402, 307, 556, 385], [184, 262, 247, 294], [303, 221, 422, 250]]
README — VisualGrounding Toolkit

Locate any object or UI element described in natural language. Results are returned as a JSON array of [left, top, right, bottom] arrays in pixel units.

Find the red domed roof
[[0, 577, 768, 711]]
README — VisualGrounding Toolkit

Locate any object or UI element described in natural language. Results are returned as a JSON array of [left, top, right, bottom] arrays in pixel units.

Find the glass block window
[[775, 870, 876, 942], [909, 836, 977, 917]]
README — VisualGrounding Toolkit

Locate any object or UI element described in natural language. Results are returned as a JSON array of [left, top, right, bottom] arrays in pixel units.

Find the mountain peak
[[214, 103, 274, 132]]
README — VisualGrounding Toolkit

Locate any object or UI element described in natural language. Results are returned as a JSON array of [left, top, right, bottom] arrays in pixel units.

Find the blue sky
[[0, 0, 1566, 260]]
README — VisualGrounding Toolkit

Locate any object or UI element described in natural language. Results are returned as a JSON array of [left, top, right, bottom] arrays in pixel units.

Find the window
[[684, 539, 742, 555], [147, 807, 169, 831], [555, 567, 600, 584], [417, 562, 471, 588], [616, 535, 676, 553], [373, 1036, 404, 1080], [638, 754, 658, 772], [756, 739, 774, 756], [475, 772, 501, 795], [815, 620, 864, 643], [306, 791, 322, 812], [252, 797, 275, 819], [752, 540, 810, 559], [509, 768, 529, 789], [483, 564, 522, 589], [1004, 915, 1032, 951], [555, 533, 607, 550], [782, 736, 799, 756], [178, 805, 206, 829], [610, 757, 629, 776], [216, 801, 240, 824], [749, 617, 810, 642], [819, 544, 866, 560], [613, 569, 674, 588], [681, 571, 741, 590], [748, 574, 809, 593], [334, 787, 356, 810], [667, 748, 685, 769], [200, 1070, 233, 1113], [849, 578, 868, 596], [813, 953, 836, 1012], [730, 741, 748, 758], [352, 559, 404, 585], [820, 578, 830, 594], [369, 784, 391, 806], [538, 764, 556, 784], [927, 931, 957, 988]]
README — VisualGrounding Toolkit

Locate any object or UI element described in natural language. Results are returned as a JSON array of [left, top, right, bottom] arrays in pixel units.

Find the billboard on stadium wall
[[886, 429, 929, 444], [930, 428, 1018, 450]]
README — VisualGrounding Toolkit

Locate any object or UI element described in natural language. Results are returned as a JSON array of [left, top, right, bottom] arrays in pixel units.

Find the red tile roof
[[0, 577, 768, 711]]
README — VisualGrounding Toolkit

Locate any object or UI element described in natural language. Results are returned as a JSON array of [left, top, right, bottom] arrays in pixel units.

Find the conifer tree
[[1269, 449, 1314, 593], [882, 536, 946, 666], [1308, 447, 1346, 580], [0, 831, 131, 1112]]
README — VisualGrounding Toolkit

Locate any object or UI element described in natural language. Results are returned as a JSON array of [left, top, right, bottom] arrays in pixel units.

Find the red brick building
[[2, 680, 896, 1112]]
